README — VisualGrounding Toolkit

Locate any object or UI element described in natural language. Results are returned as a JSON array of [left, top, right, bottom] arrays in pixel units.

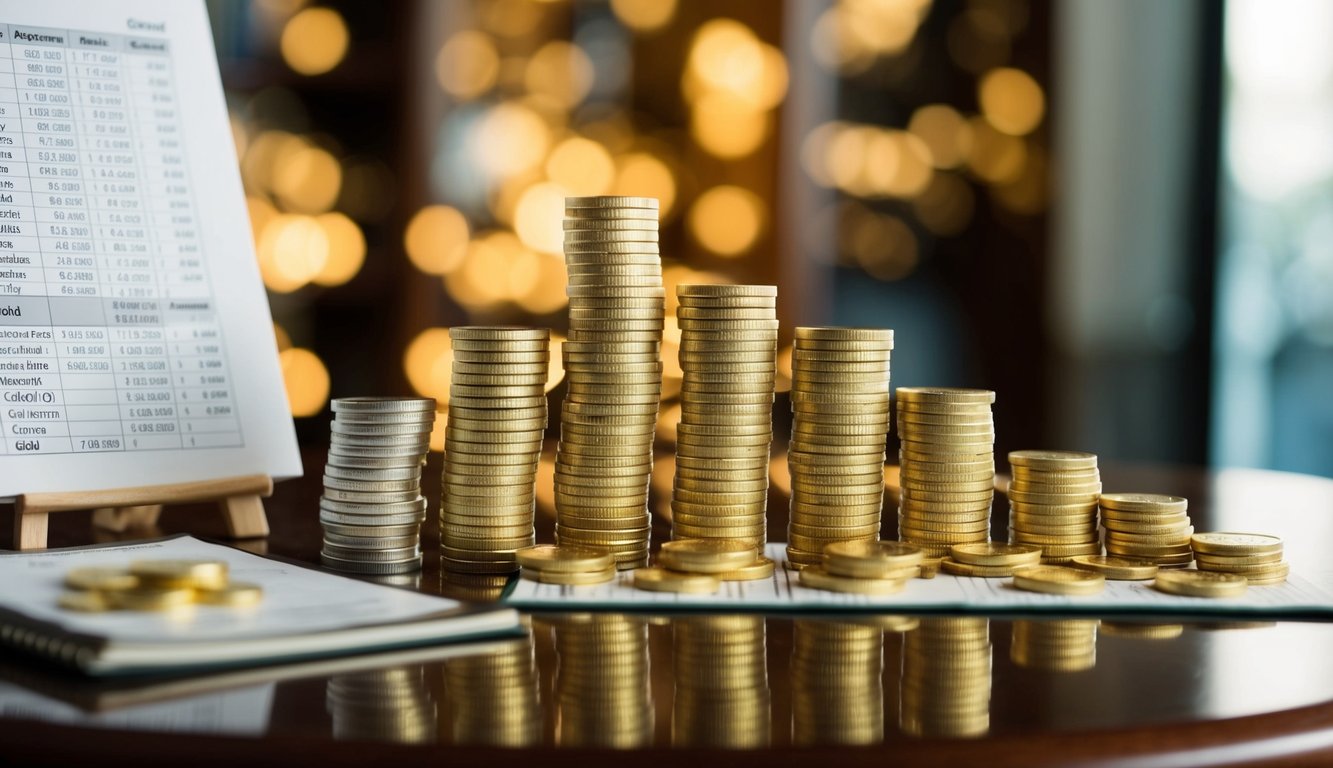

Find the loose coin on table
[[633, 566, 720, 594], [823, 540, 924, 579], [57, 558, 261, 613], [1067, 555, 1159, 580], [1011, 565, 1106, 595], [1152, 569, 1249, 598], [658, 539, 759, 574], [798, 565, 907, 595]]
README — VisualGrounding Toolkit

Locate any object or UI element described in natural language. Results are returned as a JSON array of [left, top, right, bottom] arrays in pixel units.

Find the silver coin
[[322, 488, 423, 504], [320, 553, 424, 574], [323, 476, 422, 493], [322, 532, 420, 550], [332, 397, 435, 413], [319, 508, 428, 527], [321, 543, 422, 562], [330, 411, 437, 425], [319, 496, 427, 515], [330, 421, 434, 437], [321, 522, 421, 538], [323, 465, 424, 482]]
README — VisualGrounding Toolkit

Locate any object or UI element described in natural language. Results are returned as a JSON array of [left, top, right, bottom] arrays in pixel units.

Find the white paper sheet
[[0, 0, 300, 497], [507, 543, 1333, 618]]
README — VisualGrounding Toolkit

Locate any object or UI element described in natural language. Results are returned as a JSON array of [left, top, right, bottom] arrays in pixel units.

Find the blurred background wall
[[205, 0, 1333, 479]]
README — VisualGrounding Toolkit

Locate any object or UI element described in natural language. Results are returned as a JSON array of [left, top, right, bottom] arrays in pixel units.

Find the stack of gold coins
[[440, 327, 550, 575], [1099, 493, 1194, 567], [517, 543, 617, 586], [552, 614, 654, 748], [940, 542, 1042, 577], [1010, 620, 1099, 672], [639, 538, 773, 590], [671, 284, 778, 550], [1006, 450, 1103, 563], [900, 617, 992, 738], [791, 619, 884, 745], [327, 666, 436, 744], [796, 540, 920, 595], [672, 615, 771, 748], [786, 327, 894, 568], [555, 196, 664, 570], [320, 397, 435, 575], [443, 630, 542, 747], [896, 388, 997, 558], [1191, 532, 1289, 585]]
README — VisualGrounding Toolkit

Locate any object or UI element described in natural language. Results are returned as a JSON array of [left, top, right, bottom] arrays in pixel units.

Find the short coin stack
[[786, 327, 894, 568], [900, 617, 992, 738], [556, 195, 664, 570], [672, 616, 771, 748], [792, 620, 884, 745], [671, 284, 778, 550], [1191, 532, 1289, 585], [1010, 620, 1099, 672], [440, 327, 550, 575], [442, 629, 542, 747], [321, 397, 434, 576], [1007, 450, 1103, 563], [1099, 493, 1194, 567], [327, 666, 436, 744], [797, 539, 920, 594], [516, 543, 616, 586], [895, 388, 996, 557], [940, 542, 1042, 577]]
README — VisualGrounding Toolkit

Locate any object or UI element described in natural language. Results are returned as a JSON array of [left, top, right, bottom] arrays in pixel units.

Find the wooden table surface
[[3, 448, 1333, 767]]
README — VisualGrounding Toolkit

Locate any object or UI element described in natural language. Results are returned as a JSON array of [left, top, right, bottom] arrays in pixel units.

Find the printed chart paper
[[0, 0, 299, 497], [507, 543, 1333, 619]]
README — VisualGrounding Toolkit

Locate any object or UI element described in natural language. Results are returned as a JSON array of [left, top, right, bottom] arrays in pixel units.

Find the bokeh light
[[470, 102, 552, 179], [312, 212, 365, 286], [271, 143, 341, 214], [690, 91, 769, 159], [909, 104, 974, 169], [610, 0, 678, 34], [545, 137, 615, 196], [257, 214, 328, 293], [404, 328, 454, 405], [525, 41, 595, 110], [978, 67, 1045, 136], [404, 205, 470, 275], [514, 181, 569, 254], [279, 7, 349, 76], [688, 185, 766, 257], [613, 153, 676, 217], [436, 31, 500, 100], [279, 347, 330, 417]]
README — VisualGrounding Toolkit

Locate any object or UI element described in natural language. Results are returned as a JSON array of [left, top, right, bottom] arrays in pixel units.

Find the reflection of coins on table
[[672, 615, 771, 748], [321, 397, 435, 576], [793, 619, 884, 745], [901, 617, 992, 739], [1011, 619, 1099, 672]]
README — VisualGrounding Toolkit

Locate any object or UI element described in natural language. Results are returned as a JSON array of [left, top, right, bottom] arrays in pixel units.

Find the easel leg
[[220, 495, 270, 539], [92, 505, 163, 533], [13, 512, 49, 551]]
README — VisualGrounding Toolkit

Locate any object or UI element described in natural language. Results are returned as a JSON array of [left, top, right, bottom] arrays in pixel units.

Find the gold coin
[[940, 558, 1032, 578], [1190, 531, 1283, 556], [822, 540, 923, 570], [949, 542, 1042, 567], [633, 567, 720, 594], [677, 285, 778, 299], [64, 567, 139, 592], [658, 539, 759, 573], [108, 586, 197, 611], [794, 326, 893, 344], [1193, 550, 1284, 567], [521, 566, 617, 585], [197, 582, 264, 607], [1007, 450, 1098, 470], [58, 591, 111, 612], [130, 559, 229, 590], [1012, 566, 1105, 595], [448, 326, 550, 342], [798, 565, 906, 595], [895, 387, 995, 404], [515, 544, 614, 573], [719, 556, 777, 581], [1066, 555, 1158, 580], [1152, 570, 1248, 598], [1098, 493, 1188, 513], [1195, 560, 1290, 579]]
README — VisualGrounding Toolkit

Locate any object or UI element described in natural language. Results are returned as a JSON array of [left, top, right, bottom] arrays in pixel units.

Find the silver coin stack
[[320, 397, 434, 575], [440, 326, 550, 575], [555, 195, 664, 570]]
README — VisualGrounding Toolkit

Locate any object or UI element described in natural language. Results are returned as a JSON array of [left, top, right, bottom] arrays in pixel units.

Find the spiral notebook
[[0, 536, 520, 676]]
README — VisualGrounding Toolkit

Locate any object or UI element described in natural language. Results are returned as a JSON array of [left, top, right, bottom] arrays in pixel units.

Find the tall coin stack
[[1006, 450, 1103, 563], [791, 619, 884, 746], [440, 326, 550, 575], [786, 327, 894, 568], [1098, 493, 1194, 567], [320, 397, 434, 576], [555, 196, 664, 570], [895, 388, 997, 558], [672, 284, 778, 549]]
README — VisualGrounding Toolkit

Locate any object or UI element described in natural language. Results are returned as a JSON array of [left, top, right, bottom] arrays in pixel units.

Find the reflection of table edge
[[2, 695, 1332, 766]]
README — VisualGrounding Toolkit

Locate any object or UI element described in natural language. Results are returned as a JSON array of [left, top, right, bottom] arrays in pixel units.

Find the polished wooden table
[[3, 448, 1333, 767]]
